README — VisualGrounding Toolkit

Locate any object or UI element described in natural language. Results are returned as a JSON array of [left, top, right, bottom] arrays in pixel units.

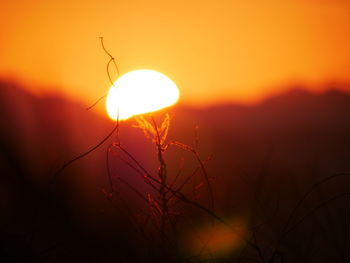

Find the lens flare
[[184, 217, 249, 259], [106, 69, 179, 121]]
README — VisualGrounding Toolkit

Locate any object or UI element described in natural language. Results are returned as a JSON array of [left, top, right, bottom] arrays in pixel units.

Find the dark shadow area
[[1, 81, 350, 262]]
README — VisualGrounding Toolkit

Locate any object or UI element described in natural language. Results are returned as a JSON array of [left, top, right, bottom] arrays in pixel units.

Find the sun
[[106, 69, 180, 121]]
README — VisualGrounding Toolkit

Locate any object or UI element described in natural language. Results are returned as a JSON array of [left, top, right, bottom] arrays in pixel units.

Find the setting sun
[[3, 1, 350, 261], [106, 69, 179, 121]]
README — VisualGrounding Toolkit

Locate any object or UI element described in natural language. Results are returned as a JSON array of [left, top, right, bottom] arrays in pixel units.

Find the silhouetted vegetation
[[1, 81, 350, 262]]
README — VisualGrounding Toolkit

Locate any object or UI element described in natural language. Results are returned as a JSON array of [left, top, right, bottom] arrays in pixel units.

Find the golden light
[[184, 217, 249, 259], [106, 69, 180, 121]]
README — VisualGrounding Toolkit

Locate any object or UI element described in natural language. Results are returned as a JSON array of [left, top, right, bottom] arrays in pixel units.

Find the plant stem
[[151, 116, 169, 243]]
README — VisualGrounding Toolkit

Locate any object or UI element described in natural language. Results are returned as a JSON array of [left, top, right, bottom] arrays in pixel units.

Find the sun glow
[[106, 70, 180, 121]]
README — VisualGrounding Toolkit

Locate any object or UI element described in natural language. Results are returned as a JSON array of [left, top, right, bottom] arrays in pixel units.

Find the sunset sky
[[1, 0, 350, 108]]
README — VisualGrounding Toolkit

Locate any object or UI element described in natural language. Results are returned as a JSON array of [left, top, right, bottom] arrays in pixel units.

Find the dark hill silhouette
[[1, 81, 350, 262]]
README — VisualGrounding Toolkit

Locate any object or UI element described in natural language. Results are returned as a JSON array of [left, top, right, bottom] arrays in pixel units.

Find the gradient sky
[[1, 0, 350, 108]]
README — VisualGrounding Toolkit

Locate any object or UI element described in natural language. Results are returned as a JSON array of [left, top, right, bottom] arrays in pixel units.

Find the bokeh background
[[1, 0, 350, 107], [1, 0, 350, 262]]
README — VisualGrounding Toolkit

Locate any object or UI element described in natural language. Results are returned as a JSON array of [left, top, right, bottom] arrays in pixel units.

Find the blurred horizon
[[2, 76, 350, 116]]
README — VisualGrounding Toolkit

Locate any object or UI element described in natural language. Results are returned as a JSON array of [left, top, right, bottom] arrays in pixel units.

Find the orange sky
[[1, 0, 350, 108]]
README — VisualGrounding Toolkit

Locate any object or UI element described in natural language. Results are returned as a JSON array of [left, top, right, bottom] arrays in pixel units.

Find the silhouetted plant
[[101, 112, 219, 261], [51, 38, 350, 263]]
